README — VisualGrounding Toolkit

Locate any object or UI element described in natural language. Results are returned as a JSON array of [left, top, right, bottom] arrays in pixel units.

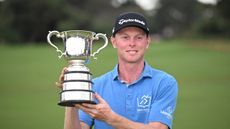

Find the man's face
[[111, 27, 150, 64]]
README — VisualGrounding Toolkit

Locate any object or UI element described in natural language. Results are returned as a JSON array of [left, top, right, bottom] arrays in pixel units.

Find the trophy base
[[58, 100, 96, 107], [59, 90, 96, 107]]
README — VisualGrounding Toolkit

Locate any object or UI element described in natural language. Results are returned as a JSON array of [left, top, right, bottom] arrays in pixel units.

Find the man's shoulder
[[147, 64, 177, 83]]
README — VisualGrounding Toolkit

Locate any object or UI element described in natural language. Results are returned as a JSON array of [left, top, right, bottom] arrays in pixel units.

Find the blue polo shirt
[[79, 62, 178, 129]]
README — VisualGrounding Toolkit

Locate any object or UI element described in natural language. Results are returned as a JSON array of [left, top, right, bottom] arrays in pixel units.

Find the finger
[[74, 104, 81, 109], [78, 104, 95, 114], [62, 67, 68, 73], [59, 75, 64, 82], [78, 104, 100, 119], [78, 104, 92, 110], [57, 67, 68, 88], [94, 93, 106, 104], [55, 67, 68, 89], [55, 81, 62, 88], [88, 113, 96, 118], [82, 103, 97, 109], [59, 67, 67, 82]]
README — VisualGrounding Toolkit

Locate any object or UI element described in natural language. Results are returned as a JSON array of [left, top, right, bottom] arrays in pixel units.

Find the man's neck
[[118, 61, 145, 84]]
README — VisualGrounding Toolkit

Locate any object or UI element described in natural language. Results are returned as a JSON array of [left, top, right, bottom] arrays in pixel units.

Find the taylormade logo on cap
[[118, 19, 146, 26]]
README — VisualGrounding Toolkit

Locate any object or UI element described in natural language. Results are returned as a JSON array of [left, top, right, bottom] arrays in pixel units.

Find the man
[[58, 12, 178, 129]]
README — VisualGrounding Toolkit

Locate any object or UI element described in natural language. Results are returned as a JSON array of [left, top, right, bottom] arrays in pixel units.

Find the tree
[[216, 0, 230, 36], [152, 0, 199, 37], [0, 0, 67, 43], [191, 0, 230, 37]]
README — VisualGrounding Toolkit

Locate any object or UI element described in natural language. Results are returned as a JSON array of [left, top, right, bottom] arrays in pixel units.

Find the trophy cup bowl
[[47, 30, 108, 107]]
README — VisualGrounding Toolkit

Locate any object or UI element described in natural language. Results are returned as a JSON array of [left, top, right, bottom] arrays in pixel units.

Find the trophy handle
[[92, 33, 108, 59], [47, 31, 65, 58]]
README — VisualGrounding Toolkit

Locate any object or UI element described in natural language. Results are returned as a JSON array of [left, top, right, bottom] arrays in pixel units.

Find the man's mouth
[[126, 50, 138, 55]]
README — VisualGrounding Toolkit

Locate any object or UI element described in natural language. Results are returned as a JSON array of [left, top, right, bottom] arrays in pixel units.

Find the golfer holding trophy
[[47, 30, 108, 107]]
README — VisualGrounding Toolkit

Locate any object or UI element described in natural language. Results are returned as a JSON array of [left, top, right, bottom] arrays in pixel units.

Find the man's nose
[[128, 38, 136, 47]]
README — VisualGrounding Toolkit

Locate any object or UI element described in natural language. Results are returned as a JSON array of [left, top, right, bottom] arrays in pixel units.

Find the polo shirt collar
[[112, 61, 152, 81]]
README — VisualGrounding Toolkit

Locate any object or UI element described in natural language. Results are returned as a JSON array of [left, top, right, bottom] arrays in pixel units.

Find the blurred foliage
[[153, 0, 199, 37], [0, 0, 66, 42], [192, 0, 230, 38], [0, 0, 229, 43]]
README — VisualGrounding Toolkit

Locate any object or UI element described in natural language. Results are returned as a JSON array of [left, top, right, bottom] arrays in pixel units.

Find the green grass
[[0, 39, 230, 129]]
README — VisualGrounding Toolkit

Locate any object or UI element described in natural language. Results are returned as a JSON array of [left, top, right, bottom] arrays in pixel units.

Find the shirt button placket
[[126, 86, 134, 118]]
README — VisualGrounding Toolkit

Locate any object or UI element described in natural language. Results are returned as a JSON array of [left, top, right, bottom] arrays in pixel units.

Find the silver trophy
[[47, 30, 108, 107]]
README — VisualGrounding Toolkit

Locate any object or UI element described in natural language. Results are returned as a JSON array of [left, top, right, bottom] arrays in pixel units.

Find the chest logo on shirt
[[137, 95, 151, 112]]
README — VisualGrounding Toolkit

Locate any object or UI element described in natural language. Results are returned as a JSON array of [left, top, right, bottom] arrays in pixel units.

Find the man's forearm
[[64, 107, 82, 129]]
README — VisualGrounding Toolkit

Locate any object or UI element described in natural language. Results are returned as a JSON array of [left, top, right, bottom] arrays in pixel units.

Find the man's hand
[[77, 93, 115, 122], [55, 67, 67, 89]]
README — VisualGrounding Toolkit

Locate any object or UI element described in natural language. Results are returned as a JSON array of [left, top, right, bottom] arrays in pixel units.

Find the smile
[[126, 50, 138, 54]]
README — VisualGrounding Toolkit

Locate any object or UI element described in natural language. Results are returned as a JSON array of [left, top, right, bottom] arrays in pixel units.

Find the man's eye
[[122, 36, 128, 39], [137, 36, 143, 40]]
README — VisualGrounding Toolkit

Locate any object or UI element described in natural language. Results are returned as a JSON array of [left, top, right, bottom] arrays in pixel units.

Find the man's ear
[[110, 36, 117, 48], [146, 36, 151, 49]]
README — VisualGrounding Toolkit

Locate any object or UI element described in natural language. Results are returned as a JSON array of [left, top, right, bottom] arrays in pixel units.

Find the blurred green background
[[0, 0, 230, 129], [0, 39, 229, 129]]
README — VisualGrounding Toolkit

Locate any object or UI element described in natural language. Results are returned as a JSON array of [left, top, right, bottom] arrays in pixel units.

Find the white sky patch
[[135, 0, 159, 11], [197, 0, 218, 5], [111, 0, 128, 8]]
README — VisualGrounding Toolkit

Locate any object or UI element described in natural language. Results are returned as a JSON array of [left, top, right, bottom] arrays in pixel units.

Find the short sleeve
[[148, 77, 178, 129], [79, 109, 94, 127]]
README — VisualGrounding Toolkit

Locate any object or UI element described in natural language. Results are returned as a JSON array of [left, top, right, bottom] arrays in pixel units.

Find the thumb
[[94, 93, 106, 104]]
